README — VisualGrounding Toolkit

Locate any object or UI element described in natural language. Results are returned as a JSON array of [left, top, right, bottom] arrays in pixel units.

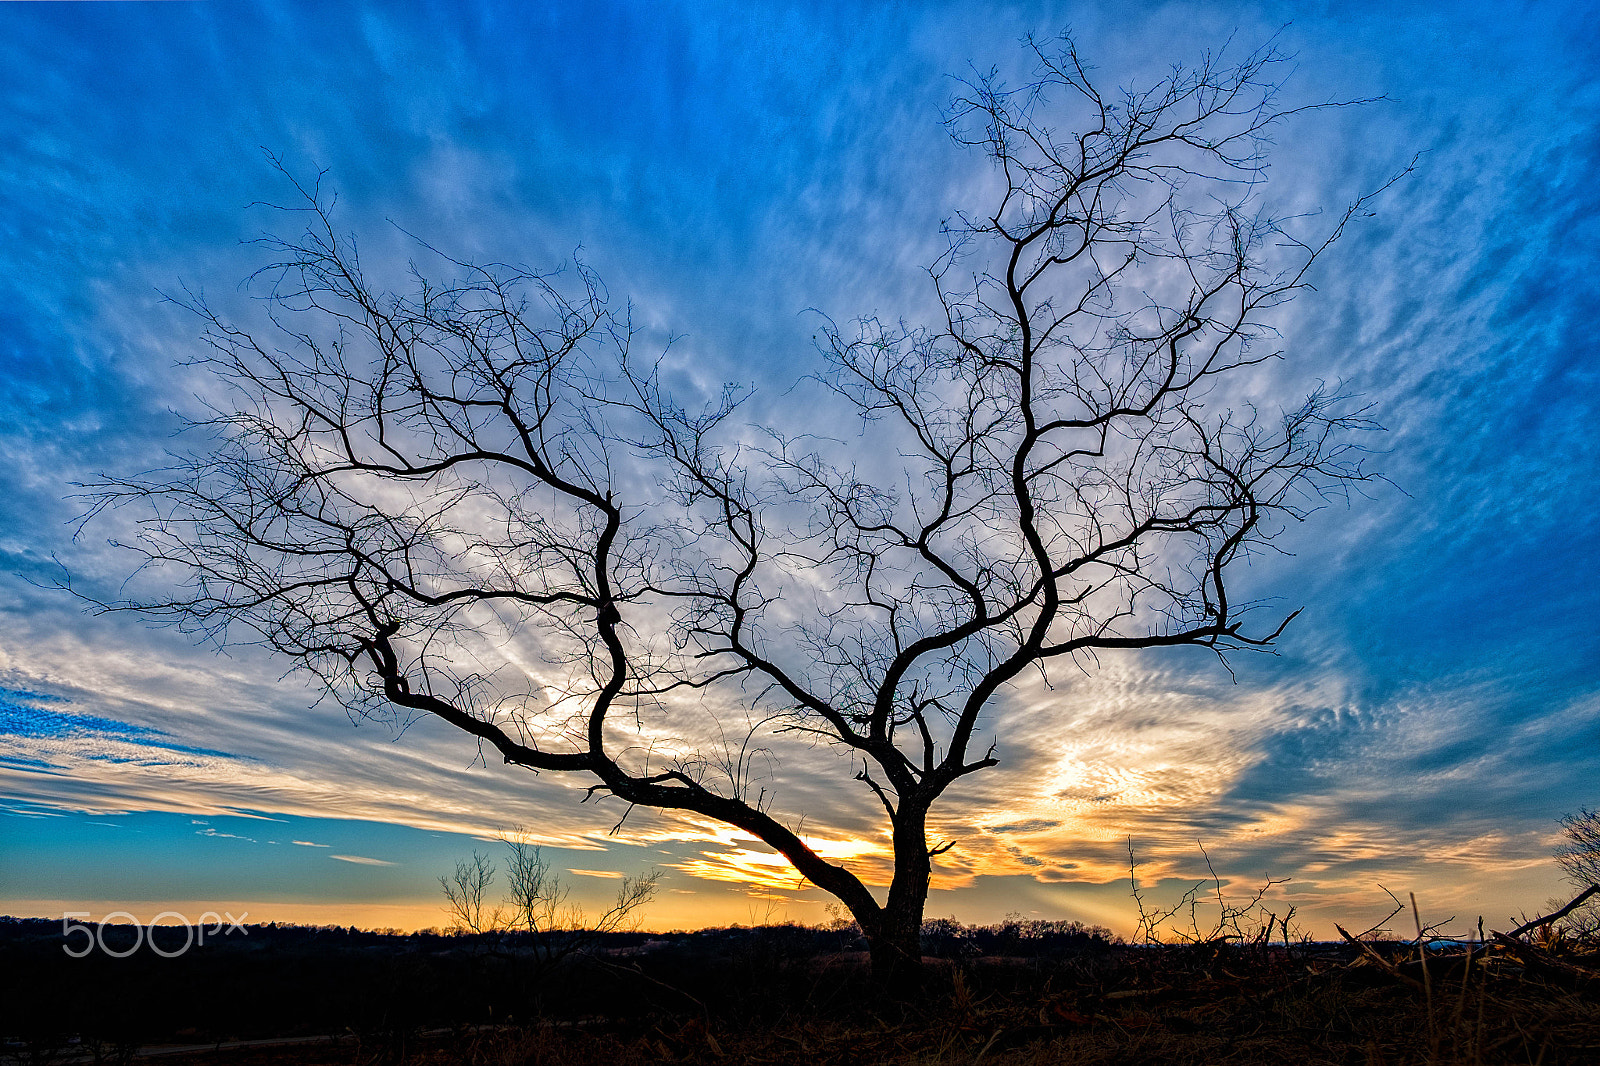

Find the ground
[[3, 918, 1597, 1064]]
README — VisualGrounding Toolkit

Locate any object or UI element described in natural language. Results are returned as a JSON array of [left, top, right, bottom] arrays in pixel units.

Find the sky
[[1, 0, 1597, 940]]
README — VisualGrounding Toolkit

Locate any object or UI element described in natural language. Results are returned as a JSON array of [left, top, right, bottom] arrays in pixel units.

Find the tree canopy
[[83, 33, 1389, 989]]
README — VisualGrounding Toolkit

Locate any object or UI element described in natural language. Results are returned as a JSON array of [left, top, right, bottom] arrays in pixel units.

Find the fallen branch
[[1490, 931, 1600, 990], [1335, 923, 1426, 992], [1503, 884, 1600, 940], [1445, 885, 1600, 966]]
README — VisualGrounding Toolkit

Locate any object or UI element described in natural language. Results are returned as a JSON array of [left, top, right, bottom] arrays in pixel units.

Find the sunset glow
[[2, 0, 1597, 945]]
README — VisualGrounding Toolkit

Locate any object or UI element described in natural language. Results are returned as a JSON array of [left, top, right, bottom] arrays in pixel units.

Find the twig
[[1353, 887, 1406, 940], [1412, 893, 1436, 1056], [584, 954, 709, 1017], [1335, 923, 1426, 991]]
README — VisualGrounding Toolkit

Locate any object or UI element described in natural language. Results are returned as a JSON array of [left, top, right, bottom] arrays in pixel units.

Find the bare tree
[[443, 832, 659, 966], [502, 836, 572, 943], [1554, 808, 1600, 939], [1557, 809, 1600, 891], [441, 850, 502, 935], [80, 35, 1390, 992]]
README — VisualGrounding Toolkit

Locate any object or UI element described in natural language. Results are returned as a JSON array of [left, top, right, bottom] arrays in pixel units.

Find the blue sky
[[2, 0, 1597, 937]]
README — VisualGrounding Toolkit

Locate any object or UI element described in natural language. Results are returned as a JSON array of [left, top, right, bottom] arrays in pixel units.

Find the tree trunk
[[861, 807, 932, 997], [865, 905, 924, 998]]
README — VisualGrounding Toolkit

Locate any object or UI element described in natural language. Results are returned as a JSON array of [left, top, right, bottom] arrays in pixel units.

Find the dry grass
[[8, 904, 1599, 1066], [84, 944, 1600, 1066]]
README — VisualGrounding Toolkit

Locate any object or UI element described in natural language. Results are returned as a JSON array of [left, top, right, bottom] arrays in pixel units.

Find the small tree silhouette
[[1555, 808, 1600, 939], [1557, 808, 1600, 890], [441, 831, 659, 968], [441, 850, 501, 936]]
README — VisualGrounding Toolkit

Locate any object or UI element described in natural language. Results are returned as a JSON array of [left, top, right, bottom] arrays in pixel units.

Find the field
[[4, 913, 1599, 1065]]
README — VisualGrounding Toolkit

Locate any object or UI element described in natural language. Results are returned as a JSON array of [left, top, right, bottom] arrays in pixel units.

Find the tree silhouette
[[1558, 809, 1600, 892], [83, 34, 1390, 991], [441, 831, 659, 969]]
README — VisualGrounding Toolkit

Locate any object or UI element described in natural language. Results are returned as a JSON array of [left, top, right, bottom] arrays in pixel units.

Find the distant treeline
[[0, 912, 1120, 1048], [0, 913, 1120, 954]]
